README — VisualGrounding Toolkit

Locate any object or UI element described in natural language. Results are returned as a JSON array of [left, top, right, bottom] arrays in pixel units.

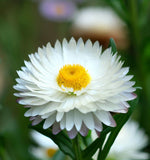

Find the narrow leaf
[[29, 124, 75, 159], [109, 38, 117, 54]]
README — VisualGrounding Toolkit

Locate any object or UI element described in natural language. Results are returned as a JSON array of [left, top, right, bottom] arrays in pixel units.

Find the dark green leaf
[[109, 38, 117, 54], [82, 123, 114, 159], [29, 124, 75, 159]]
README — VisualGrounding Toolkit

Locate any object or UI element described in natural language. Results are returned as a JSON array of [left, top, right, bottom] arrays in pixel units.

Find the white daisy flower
[[30, 130, 58, 159], [92, 120, 149, 160], [14, 38, 136, 139]]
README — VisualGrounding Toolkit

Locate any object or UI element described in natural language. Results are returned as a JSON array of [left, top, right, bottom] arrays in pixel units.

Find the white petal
[[43, 114, 56, 129], [56, 112, 64, 122], [66, 111, 74, 131], [24, 108, 33, 117], [54, 40, 62, 54], [60, 114, 66, 130], [41, 111, 56, 119], [96, 101, 127, 112], [94, 111, 116, 127], [39, 102, 60, 115], [83, 112, 95, 130], [93, 115, 103, 132], [18, 97, 47, 106], [69, 37, 77, 49], [74, 110, 82, 131]]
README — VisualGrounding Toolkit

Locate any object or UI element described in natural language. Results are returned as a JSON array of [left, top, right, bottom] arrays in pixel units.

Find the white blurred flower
[[30, 130, 58, 159], [92, 120, 149, 160], [14, 37, 136, 139], [72, 7, 128, 49]]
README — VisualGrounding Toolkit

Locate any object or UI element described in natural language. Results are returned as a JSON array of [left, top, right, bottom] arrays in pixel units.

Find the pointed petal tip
[[114, 108, 128, 114], [109, 115, 117, 127], [46, 42, 52, 48], [52, 123, 61, 135], [43, 125, 48, 130], [29, 116, 35, 121], [132, 93, 137, 99], [95, 130, 101, 137], [67, 127, 78, 139], [70, 37, 76, 41], [31, 117, 43, 126], [79, 122, 89, 137]]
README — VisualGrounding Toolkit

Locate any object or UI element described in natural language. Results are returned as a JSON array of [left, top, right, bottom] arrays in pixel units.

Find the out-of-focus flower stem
[[128, 0, 150, 133], [129, 0, 140, 49], [128, 0, 142, 73]]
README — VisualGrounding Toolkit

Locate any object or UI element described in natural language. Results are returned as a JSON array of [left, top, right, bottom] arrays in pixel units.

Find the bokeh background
[[0, 0, 150, 159]]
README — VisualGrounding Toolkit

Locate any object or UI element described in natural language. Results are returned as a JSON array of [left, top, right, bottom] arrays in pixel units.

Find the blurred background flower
[[92, 120, 149, 160], [71, 7, 128, 49], [38, 0, 77, 22], [106, 120, 149, 160], [30, 130, 58, 159]]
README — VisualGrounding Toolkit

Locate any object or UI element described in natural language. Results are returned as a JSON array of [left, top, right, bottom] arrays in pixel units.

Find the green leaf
[[98, 97, 138, 160], [29, 124, 75, 159], [109, 38, 117, 54], [82, 135, 105, 160], [72, 135, 83, 160], [82, 124, 113, 159]]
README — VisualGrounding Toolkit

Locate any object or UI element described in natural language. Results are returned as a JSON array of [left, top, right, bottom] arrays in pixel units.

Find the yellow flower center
[[57, 64, 91, 92], [46, 148, 57, 158]]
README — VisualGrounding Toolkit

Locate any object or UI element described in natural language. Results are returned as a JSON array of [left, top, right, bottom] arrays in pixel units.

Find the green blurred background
[[0, 0, 150, 159]]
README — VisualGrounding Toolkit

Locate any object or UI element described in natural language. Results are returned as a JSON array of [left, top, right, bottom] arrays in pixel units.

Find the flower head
[[39, 0, 76, 22], [14, 37, 136, 138]]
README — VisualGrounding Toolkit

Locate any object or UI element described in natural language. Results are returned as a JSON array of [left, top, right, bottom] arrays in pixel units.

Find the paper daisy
[[30, 130, 58, 159], [14, 38, 136, 139], [92, 120, 149, 160]]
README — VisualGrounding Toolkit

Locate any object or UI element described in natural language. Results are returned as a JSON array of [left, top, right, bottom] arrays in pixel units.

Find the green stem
[[72, 135, 83, 160]]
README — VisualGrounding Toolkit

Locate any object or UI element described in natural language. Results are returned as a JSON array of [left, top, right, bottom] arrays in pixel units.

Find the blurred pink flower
[[39, 0, 76, 22]]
